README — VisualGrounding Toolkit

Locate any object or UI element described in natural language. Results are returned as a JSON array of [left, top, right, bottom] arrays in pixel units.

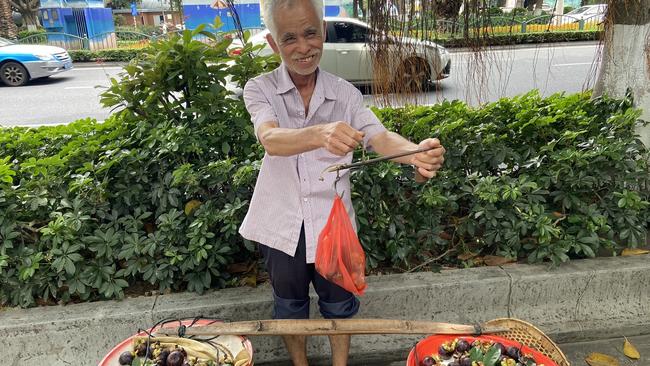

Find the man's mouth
[[294, 55, 316, 63]]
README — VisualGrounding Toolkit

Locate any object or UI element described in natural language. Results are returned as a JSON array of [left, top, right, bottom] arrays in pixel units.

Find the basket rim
[[485, 317, 570, 366]]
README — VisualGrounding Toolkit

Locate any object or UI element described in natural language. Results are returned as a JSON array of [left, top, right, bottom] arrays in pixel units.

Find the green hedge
[[69, 48, 142, 62], [1, 25, 648, 308], [437, 30, 601, 47]]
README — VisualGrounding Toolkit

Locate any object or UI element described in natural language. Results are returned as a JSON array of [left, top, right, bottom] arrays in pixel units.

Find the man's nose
[[296, 37, 311, 54]]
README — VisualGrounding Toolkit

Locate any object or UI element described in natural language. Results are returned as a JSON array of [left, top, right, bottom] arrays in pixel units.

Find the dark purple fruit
[[421, 356, 436, 366], [156, 349, 170, 366], [438, 344, 453, 359], [118, 351, 134, 365], [456, 339, 471, 353], [459, 356, 472, 366], [506, 346, 521, 360], [448, 361, 461, 366], [136, 343, 151, 357], [166, 350, 185, 366]]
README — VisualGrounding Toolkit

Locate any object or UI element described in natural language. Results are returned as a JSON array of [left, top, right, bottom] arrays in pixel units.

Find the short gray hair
[[261, 0, 324, 38]]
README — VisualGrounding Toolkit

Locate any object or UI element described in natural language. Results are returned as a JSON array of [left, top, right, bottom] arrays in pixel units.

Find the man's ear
[[322, 20, 327, 42], [266, 33, 280, 54]]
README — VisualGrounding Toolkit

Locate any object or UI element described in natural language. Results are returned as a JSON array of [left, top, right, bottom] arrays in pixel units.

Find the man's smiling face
[[266, 0, 325, 77]]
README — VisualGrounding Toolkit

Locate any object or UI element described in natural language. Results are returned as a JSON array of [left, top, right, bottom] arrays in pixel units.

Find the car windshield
[[0, 37, 14, 47]]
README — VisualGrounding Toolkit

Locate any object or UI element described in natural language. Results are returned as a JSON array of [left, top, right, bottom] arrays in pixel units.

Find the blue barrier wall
[[40, 0, 116, 50]]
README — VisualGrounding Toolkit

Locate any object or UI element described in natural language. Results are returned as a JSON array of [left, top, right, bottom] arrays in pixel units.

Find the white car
[[236, 17, 451, 90], [0, 37, 72, 87], [561, 4, 608, 23]]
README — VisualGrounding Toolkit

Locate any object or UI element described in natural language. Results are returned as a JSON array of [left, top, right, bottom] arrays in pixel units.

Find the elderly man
[[239, 0, 446, 364]]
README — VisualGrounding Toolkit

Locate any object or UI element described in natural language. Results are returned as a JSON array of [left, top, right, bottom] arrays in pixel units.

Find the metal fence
[[410, 14, 603, 38], [16, 15, 601, 50]]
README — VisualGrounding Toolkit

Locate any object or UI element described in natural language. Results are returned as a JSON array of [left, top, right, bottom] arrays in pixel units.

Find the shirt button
[[298, 111, 304, 116], [303, 197, 308, 202]]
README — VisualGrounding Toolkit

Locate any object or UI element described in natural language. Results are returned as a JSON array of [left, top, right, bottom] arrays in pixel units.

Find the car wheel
[[0, 62, 30, 87], [395, 58, 430, 92]]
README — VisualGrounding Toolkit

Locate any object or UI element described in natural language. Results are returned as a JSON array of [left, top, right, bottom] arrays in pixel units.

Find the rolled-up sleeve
[[243, 79, 279, 139], [349, 89, 387, 149]]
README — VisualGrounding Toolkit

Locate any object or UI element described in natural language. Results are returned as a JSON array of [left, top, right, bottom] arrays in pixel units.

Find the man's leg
[[328, 334, 351, 366], [313, 269, 360, 366], [258, 226, 312, 366], [283, 335, 309, 366]]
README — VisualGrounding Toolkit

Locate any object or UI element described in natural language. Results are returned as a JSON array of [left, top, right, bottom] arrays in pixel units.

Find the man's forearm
[[369, 131, 419, 164], [259, 125, 324, 156]]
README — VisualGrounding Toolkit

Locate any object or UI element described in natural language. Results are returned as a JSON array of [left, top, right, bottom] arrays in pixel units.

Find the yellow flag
[[623, 337, 641, 359]]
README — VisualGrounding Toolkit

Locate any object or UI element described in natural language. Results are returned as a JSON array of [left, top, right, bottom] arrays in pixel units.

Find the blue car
[[0, 37, 73, 87]]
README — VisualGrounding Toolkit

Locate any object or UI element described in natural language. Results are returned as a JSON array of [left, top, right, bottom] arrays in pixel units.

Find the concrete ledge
[[1, 255, 649, 365]]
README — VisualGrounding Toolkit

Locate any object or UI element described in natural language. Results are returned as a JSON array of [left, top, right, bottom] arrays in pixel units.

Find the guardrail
[[16, 27, 267, 51], [16, 15, 600, 50], [399, 14, 603, 38]]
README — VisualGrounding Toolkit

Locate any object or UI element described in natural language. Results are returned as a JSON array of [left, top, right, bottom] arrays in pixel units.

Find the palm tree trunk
[[0, 0, 18, 39]]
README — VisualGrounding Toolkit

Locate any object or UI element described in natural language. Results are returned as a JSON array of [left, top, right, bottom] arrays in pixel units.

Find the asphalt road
[[0, 42, 602, 127]]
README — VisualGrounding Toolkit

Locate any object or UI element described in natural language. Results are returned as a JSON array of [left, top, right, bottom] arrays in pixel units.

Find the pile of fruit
[[116, 336, 250, 366], [419, 337, 545, 366]]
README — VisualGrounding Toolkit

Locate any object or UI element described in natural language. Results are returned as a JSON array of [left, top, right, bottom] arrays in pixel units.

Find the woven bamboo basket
[[484, 318, 570, 366]]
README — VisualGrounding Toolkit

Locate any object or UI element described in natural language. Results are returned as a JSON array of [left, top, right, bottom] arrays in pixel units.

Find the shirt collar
[[276, 63, 337, 101]]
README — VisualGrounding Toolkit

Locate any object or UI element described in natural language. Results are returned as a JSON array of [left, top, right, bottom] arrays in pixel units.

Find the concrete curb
[[2, 254, 649, 365]]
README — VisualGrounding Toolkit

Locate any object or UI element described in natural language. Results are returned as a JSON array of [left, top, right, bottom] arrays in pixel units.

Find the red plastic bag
[[315, 194, 367, 295]]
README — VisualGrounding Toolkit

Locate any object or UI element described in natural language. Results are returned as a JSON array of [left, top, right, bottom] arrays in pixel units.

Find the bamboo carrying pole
[[154, 319, 509, 337]]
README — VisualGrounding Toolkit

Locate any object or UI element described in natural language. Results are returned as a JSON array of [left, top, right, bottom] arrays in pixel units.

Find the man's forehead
[[274, 0, 319, 23]]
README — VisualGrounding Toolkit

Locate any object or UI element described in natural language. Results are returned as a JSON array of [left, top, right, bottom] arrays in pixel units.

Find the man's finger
[[329, 140, 353, 156], [414, 161, 435, 171], [426, 146, 445, 156], [337, 133, 362, 149], [417, 167, 435, 179], [336, 122, 364, 142]]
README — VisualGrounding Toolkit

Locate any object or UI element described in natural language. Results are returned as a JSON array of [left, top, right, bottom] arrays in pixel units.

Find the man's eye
[[283, 37, 296, 43]]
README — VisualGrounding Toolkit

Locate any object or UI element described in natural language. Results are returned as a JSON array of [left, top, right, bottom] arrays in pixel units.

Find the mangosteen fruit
[[459, 356, 472, 366], [136, 342, 151, 357], [506, 346, 521, 360], [456, 339, 471, 353], [421, 356, 436, 366], [448, 361, 461, 366], [118, 351, 134, 365], [156, 349, 170, 366], [438, 344, 453, 359], [166, 350, 185, 366]]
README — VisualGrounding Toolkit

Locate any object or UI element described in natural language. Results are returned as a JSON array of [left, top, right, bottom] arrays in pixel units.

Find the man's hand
[[319, 122, 365, 156], [410, 138, 446, 182]]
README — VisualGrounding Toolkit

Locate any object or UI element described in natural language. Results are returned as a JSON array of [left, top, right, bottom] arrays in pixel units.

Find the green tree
[[10, 0, 39, 29]]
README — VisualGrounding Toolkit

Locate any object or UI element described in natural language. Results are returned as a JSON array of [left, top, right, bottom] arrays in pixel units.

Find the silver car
[[239, 17, 451, 89], [0, 37, 73, 87]]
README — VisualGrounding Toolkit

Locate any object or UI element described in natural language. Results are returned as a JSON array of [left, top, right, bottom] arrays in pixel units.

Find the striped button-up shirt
[[239, 63, 387, 263]]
